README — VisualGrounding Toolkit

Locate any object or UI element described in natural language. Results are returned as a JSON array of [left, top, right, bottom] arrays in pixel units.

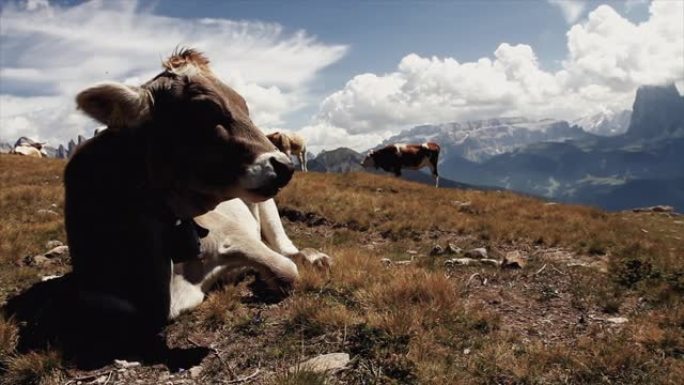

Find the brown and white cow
[[11, 137, 48, 157], [362, 142, 441, 187], [63, 48, 302, 359], [266, 131, 308, 171]]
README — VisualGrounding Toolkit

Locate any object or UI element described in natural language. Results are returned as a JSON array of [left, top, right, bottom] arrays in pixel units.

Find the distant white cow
[[267, 131, 308, 172], [170, 198, 331, 318], [11, 137, 47, 158]]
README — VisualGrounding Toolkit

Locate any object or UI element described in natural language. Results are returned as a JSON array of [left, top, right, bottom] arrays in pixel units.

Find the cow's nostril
[[269, 156, 295, 187]]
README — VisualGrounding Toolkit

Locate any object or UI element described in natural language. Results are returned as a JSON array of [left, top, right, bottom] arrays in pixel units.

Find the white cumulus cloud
[[548, 0, 587, 24], [303, 1, 684, 153], [0, 0, 347, 146]]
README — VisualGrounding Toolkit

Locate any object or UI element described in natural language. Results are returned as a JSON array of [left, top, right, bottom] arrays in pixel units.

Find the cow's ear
[[76, 82, 152, 129]]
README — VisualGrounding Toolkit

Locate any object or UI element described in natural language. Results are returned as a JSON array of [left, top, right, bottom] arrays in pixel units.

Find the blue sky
[[1, 0, 681, 152]]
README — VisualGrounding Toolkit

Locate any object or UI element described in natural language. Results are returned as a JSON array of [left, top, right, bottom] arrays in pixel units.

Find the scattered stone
[[501, 251, 527, 269], [640, 228, 649, 233], [114, 359, 141, 369], [544, 202, 558, 206], [394, 260, 413, 266], [406, 250, 418, 255], [189, 366, 202, 379], [44, 245, 69, 258], [606, 317, 629, 324], [445, 258, 473, 266], [291, 353, 350, 373], [465, 247, 487, 259], [430, 245, 444, 256], [446, 243, 461, 255], [45, 240, 63, 249], [380, 258, 392, 266], [480, 259, 502, 267], [632, 205, 674, 213], [41, 274, 62, 282], [37, 209, 59, 216], [463, 348, 471, 355]]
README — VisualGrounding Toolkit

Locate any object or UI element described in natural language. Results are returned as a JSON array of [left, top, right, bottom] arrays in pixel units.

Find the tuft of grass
[[269, 368, 328, 385], [0, 350, 63, 385]]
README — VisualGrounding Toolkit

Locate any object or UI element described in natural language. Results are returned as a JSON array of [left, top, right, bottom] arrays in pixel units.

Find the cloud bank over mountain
[[303, 1, 683, 153], [0, 0, 346, 145]]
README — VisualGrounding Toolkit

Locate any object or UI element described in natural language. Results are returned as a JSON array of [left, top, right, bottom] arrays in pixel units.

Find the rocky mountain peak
[[627, 84, 684, 139]]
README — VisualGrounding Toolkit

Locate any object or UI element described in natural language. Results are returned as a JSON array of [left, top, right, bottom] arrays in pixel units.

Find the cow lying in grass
[[171, 198, 331, 318], [55, 48, 327, 363]]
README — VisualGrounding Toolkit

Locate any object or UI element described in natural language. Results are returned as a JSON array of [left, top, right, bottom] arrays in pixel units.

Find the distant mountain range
[[572, 110, 632, 137], [308, 84, 683, 211], [436, 84, 684, 211], [379, 117, 594, 162]]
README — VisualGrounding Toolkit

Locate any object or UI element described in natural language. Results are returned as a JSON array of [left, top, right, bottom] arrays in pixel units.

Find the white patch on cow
[[170, 197, 331, 318], [394, 144, 406, 153], [421, 143, 429, 149], [168, 273, 205, 319], [239, 151, 290, 189]]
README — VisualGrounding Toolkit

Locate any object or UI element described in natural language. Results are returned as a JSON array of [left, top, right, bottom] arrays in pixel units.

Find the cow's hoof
[[294, 248, 333, 270]]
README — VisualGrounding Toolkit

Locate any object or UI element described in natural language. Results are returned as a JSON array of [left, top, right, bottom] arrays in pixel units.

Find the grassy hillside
[[0, 154, 682, 384]]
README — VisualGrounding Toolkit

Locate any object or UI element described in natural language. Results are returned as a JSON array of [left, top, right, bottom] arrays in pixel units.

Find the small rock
[[446, 243, 461, 255], [24, 254, 52, 267], [430, 245, 444, 256], [465, 248, 487, 259], [544, 202, 558, 206], [479, 259, 502, 267], [114, 359, 141, 369], [380, 258, 392, 266], [606, 317, 628, 324], [445, 258, 473, 266], [501, 251, 527, 269], [406, 250, 418, 255], [463, 348, 471, 355], [37, 209, 59, 216], [44, 245, 69, 258], [41, 274, 62, 282], [189, 366, 202, 379], [94, 375, 108, 384], [291, 353, 350, 373], [45, 240, 63, 249]]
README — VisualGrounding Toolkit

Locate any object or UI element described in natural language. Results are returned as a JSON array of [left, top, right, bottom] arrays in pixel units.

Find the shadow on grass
[[2, 274, 209, 371]]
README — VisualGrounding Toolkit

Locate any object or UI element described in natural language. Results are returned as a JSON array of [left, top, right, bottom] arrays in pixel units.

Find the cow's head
[[76, 49, 293, 217], [361, 150, 376, 168]]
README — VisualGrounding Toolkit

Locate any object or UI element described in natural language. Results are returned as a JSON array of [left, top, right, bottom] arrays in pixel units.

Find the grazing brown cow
[[266, 131, 308, 171], [362, 142, 441, 187], [63, 48, 296, 361]]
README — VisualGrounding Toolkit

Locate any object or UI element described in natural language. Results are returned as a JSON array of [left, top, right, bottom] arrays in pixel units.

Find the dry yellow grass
[[1, 154, 683, 384]]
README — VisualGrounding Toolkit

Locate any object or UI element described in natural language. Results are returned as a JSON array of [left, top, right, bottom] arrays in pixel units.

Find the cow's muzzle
[[241, 151, 295, 201]]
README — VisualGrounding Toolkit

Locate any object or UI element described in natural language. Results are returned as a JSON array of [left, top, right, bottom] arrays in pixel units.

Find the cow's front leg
[[203, 236, 300, 296], [258, 199, 332, 270]]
